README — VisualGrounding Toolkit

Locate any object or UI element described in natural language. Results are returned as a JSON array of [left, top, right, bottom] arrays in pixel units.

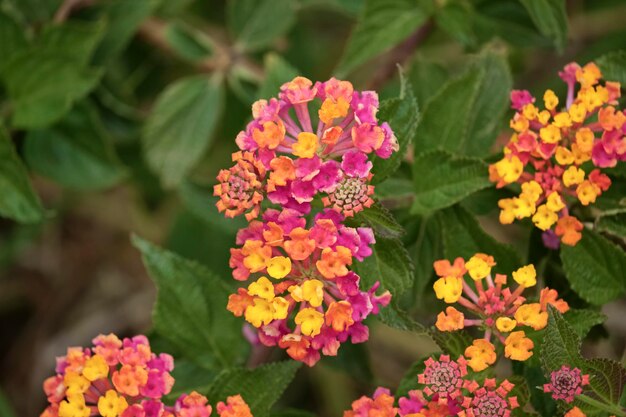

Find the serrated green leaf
[[410, 215, 441, 301], [227, 0, 296, 52], [167, 359, 216, 399], [1, 20, 106, 128], [351, 203, 404, 239], [437, 205, 521, 275], [335, 0, 432, 76], [23, 102, 126, 190], [205, 361, 301, 417], [541, 306, 584, 371], [352, 236, 413, 295], [408, 58, 448, 107], [258, 53, 299, 100], [142, 75, 224, 188], [414, 51, 511, 157], [509, 375, 531, 408], [0, 127, 44, 223], [428, 327, 473, 357], [585, 358, 626, 406], [519, 0, 568, 50], [597, 50, 626, 85], [132, 235, 248, 370], [564, 309, 606, 338], [396, 355, 429, 398], [411, 150, 491, 215], [371, 69, 419, 184], [561, 229, 626, 305], [377, 301, 425, 332], [596, 209, 626, 239]]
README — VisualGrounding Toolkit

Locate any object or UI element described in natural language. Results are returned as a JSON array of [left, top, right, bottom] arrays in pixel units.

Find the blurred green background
[[1, 0, 626, 415]]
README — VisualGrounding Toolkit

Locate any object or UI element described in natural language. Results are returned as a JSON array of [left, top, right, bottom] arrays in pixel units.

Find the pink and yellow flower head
[[40, 334, 253, 417], [418, 355, 467, 400], [543, 365, 590, 403], [216, 76, 398, 219], [490, 62, 623, 247], [432, 254, 568, 371], [227, 208, 390, 366], [460, 379, 518, 417]]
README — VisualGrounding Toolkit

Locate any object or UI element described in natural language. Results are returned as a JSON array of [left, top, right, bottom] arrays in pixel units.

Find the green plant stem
[[578, 394, 626, 417]]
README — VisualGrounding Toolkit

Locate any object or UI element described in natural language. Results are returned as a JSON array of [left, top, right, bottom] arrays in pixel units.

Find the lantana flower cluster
[[216, 77, 397, 365], [432, 254, 569, 370], [344, 355, 519, 417], [489, 61, 623, 247], [40, 333, 253, 417]]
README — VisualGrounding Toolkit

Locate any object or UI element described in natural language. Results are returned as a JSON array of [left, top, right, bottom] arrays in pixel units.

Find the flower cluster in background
[[217, 77, 397, 365], [432, 254, 569, 370], [344, 356, 518, 417], [40, 334, 252, 417], [490, 61, 623, 247]]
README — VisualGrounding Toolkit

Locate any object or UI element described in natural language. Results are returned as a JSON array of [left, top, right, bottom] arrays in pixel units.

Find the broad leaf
[[410, 215, 442, 301], [519, 0, 568, 51], [205, 361, 301, 417], [142, 75, 224, 188], [408, 58, 448, 107], [595, 209, 626, 239], [227, 0, 296, 52], [132, 236, 248, 370], [258, 53, 298, 100], [0, 126, 44, 223], [597, 50, 626, 85], [371, 69, 419, 184], [561, 229, 626, 305], [414, 50, 511, 157], [377, 302, 425, 332], [23, 103, 126, 190], [396, 355, 429, 398], [1, 20, 106, 128], [411, 150, 491, 215], [564, 309, 606, 338], [352, 236, 413, 295], [351, 203, 404, 239], [428, 327, 473, 357], [438, 205, 521, 275], [335, 0, 432, 76], [435, 0, 476, 47], [0, 11, 28, 63]]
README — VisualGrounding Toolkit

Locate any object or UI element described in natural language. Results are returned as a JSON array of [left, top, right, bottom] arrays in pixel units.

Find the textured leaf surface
[[142, 75, 223, 188], [351, 203, 404, 239], [428, 328, 473, 357], [596, 210, 626, 239], [352, 236, 413, 295], [411, 150, 490, 215], [335, 0, 432, 76], [133, 236, 248, 369], [205, 361, 301, 417], [371, 70, 419, 184], [561, 229, 626, 305], [438, 205, 521, 275], [0, 127, 44, 223], [597, 50, 626, 85], [24, 103, 126, 190], [258, 53, 298, 99], [377, 302, 425, 332], [564, 309, 606, 338]]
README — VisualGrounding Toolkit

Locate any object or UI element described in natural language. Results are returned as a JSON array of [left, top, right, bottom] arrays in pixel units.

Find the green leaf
[[396, 355, 429, 398], [352, 236, 413, 295], [428, 327, 473, 357], [519, 0, 568, 50], [411, 150, 491, 215], [560, 228, 626, 305], [335, 0, 433, 76], [23, 103, 126, 190], [564, 309, 606, 338], [596, 209, 626, 238], [142, 75, 224, 188], [351, 203, 404, 239], [0, 11, 28, 63], [1, 20, 106, 128], [410, 215, 441, 301], [371, 69, 419, 184], [227, 0, 296, 52], [437, 205, 521, 275], [408, 58, 448, 107], [542, 307, 626, 415], [435, 0, 476, 47], [167, 359, 217, 399], [0, 127, 44, 223], [258, 53, 299, 100], [377, 302, 425, 332], [597, 50, 626, 85], [132, 235, 248, 370], [94, 0, 158, 62], [414, 50, 511, 157], [164, 22, 214, 62], [205, 361, 301, 417], [509, 375, 531, 408], [0, 388, 17, 417]]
